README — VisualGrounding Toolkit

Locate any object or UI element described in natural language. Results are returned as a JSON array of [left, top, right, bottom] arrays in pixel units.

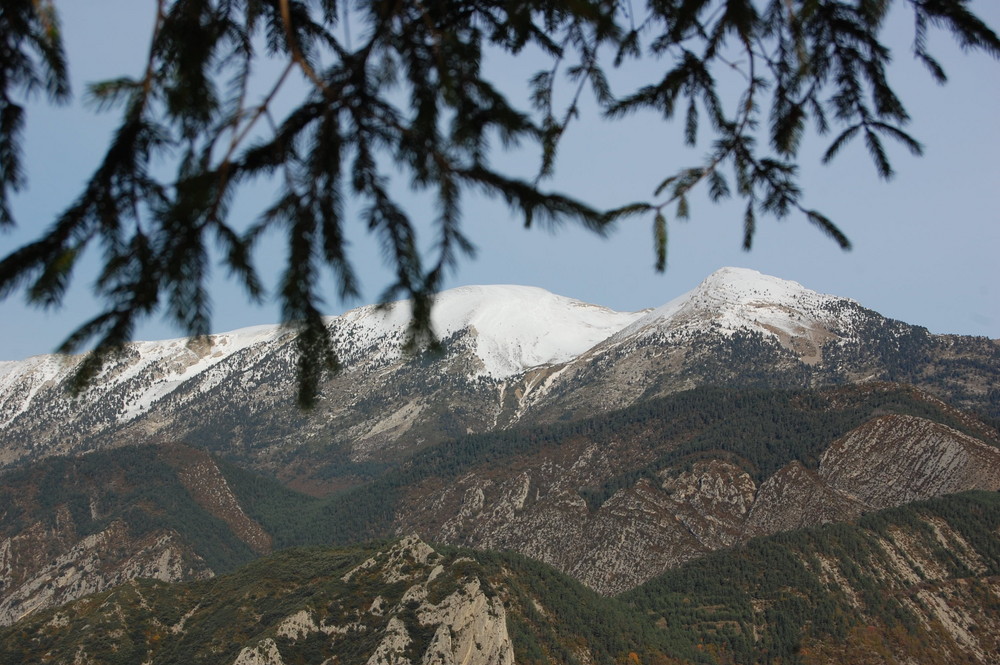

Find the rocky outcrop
[[743, 461, 864, 536], [224, 537, 515, 665], [417, 578, 514, 665], [0, 519, 209, 625], [232, 639, 284, 665], [0, 536, 523, 665], [818, 414, 1000, 507], [340, 536, 514, 665], [744, 414, 1000, 537]]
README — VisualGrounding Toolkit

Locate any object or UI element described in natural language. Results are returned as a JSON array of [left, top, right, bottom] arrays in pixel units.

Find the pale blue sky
[[1, 1, 998, 361]]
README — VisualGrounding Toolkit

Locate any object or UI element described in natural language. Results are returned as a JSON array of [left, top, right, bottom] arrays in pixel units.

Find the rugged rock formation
[[334, 536, 515, 665], [225, 537, 516, 665], [0, 519, 209, 626], [0, 538, 531, 665], [818, 414, 1000, 507], [397, 413, 1000, 594]]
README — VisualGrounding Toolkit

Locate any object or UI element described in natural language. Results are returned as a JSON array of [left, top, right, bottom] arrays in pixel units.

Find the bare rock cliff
[[818, 414, 1000, 507]]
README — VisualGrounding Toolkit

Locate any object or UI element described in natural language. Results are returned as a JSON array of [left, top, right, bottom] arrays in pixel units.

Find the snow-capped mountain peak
[[613, 266, 850, 345], [692, 266, 843, 309], [341, 284, 644, 378]]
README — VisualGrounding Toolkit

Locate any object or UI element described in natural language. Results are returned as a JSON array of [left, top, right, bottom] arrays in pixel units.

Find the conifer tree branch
[[279, 0, 330, 97]]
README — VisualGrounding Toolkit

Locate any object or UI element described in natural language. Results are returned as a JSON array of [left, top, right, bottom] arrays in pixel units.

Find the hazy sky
[[1, 1, 998, 362]]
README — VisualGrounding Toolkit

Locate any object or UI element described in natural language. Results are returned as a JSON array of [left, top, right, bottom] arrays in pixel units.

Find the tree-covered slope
[[626, 491, 1000, 665], [228, 383, 998, 548], [3, 383, 997, 627], [218, 383, 999, 593]]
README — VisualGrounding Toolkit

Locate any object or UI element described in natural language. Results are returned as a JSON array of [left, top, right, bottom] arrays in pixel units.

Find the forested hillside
[[0, 443, 276, 624], [227, 382, 998, 546], [2, 491, 997, 664]]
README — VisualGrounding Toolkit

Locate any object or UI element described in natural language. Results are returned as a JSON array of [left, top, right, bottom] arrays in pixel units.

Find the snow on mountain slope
[[0, 285, 642, 455], [118, 325, 290, 421], [508, 267, 904, 421], [3, 268, 995, 476], [0, 355, 75, 430], [341, 285, 644, 378], [617, 267, 845, 337], [0, 325, 290, 432], [604, 267, 858, 365]]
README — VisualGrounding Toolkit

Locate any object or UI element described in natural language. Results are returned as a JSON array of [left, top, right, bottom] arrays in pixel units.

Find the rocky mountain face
[[6, 382, 995, 626], [0, 519, 208, 628], [1, 269, 996, 492], [1, 267, 998, 659], [391, 389, 1000, 594], [1, 384, 997, 626], [0, 443, 273, 625]]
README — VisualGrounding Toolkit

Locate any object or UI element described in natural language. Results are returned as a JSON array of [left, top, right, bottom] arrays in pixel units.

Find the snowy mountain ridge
[[0, 266, 837, 398], [0, 284, 639, 432], [0, 267, 996, 480], [627, 266, 848, 331], [0, 324, 290, 432]]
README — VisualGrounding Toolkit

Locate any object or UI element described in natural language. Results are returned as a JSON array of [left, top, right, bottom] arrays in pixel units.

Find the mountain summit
[[336, 284, 643, 379], [631, 266, 845, 334], [522, 268, 996, 422], [605, 266, 853, 367]]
